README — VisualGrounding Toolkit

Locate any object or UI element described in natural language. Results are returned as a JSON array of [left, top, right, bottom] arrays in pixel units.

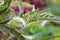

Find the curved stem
[[18, 0, 23, 17], [38, 17, 60, 21], [0, 25, 25, 40]]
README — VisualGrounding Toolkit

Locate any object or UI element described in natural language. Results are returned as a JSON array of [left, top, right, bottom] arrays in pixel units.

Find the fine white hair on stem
[[32, 5, 35, 11]]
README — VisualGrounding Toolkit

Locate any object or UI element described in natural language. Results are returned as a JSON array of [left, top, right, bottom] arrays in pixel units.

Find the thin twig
[[18, 0, 23, 17]]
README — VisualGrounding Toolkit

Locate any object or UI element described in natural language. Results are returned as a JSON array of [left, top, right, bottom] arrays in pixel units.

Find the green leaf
[[27, 21, 47, 34], [51, 5, 60, 16], [28, 21, 41, 34]]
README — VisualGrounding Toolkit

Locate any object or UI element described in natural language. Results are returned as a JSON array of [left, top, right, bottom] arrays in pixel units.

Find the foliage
[[0, 0, 60, 40]]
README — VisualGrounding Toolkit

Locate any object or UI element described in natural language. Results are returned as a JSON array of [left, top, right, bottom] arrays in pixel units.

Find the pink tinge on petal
[[30, 0, 47, 11], [12, 6, 31, 15], [23, 7, 31, 14], [11, 6, 20, 16], [37, 4, 48, 11], [37, 7, 43, 11], [30, 0, 40, 4]]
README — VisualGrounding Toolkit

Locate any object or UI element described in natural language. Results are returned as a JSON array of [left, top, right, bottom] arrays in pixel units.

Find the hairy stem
[[18, 0, 23, 17], [0, 25, 25, 40]]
